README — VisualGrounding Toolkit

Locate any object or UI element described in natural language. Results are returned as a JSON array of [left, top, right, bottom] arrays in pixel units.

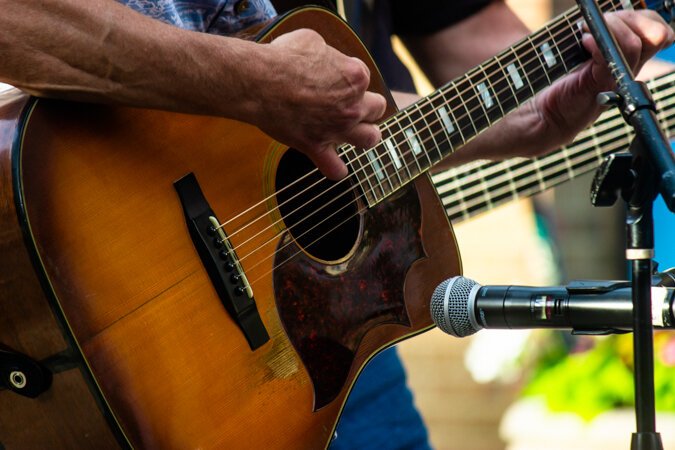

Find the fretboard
[[432, 70, 675, 222], [343, 0, 633, 207]]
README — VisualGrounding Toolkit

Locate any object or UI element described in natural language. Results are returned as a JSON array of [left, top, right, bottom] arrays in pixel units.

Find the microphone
[[430, 276, 675, 337]]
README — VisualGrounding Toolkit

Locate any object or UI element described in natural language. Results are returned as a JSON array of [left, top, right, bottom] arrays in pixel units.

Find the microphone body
[[431, 276, 675, 337]]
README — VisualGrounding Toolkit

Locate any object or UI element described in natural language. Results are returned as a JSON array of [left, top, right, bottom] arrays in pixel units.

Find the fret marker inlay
[[405, 128, 422, 155], [540, 42, 557, 68], [477, 82, 494, 108], [507, 63, 524, 89], [384, 138, 402, 169], [366, 150, 386, 181], [438, 106, 455, 134]]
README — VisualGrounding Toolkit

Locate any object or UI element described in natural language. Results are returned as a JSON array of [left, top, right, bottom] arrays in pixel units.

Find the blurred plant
[[521, 331, 675, 420]]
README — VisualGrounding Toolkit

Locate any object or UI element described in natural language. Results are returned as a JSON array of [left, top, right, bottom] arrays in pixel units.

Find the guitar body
[[0, 7, 460, 449]]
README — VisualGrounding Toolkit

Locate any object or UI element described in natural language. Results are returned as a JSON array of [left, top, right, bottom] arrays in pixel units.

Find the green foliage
[[521, 332, 675, 420]]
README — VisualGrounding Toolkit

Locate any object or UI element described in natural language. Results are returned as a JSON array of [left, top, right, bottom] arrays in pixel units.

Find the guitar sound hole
[[275, 149, 360, 262]]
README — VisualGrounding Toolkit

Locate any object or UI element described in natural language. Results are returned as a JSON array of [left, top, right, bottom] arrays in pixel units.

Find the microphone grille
[[430, 276, 480, 337]]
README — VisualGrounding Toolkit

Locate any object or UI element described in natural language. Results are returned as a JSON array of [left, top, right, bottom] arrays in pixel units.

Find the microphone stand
[[579, 0, 675, 449]]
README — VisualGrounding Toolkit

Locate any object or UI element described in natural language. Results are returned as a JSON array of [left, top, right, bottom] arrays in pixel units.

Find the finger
[[613, 10, 674, 50], [358, 91, 388, 123], [306, 143, 349, 180], [342, 122, 382, 150], [598, 11, 674, 69], [582, 15, 640, 68]]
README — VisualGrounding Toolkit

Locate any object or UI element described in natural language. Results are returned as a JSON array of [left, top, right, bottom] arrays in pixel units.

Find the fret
[[389, 114, 421, 179], [419, 96, 451, 163], [434, 68, 675, 224], [432, 169, 459, 196], [458, 71, 490, 132], [590, 128, 604, 162], [657, 100, 669, 131], [518, 33, 554, 93], [410, 102, 437, 168], [443, 174, 470, 222], [473, 164, 517, 213], [513, 44, 538, 97], [365, 148, 388, 197], [558, 11, 588, 70], [477, 172, 494, 211], [346, 144, 378, 206], [478, 64, 506, 119], [503, 163, 520, 201], [363, 0, 645, 208], [383, 132, 412, 182], [385, 138, 404, 184], [508, 159, 539, 195], [559, 145, 576, 178], [531, 158, 547, 191], [502, 48, 534, 105], [453, 164, 483, 204], [378, 124, 405, 179], [538, 154, 570, 187], [372, 142, 401, 194], [437, 88, 467, 149], [493, 55, 521, 112], [364, 130, 400, 194], [442, 79, 477, 150], [566, 134, 599, 172], [545, 23, 570, 74], [526, 34, 551, 86], [398, 110, 430, 176], [402, 121, 424, 173]]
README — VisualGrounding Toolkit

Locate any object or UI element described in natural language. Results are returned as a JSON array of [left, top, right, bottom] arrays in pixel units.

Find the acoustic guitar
[[0, 1, 661, 448]]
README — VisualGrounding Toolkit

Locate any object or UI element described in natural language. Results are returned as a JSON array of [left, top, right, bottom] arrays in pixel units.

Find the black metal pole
[[575, 0, 675, 212], [626, 186, 660, 444], [573, 0, 669, 448]]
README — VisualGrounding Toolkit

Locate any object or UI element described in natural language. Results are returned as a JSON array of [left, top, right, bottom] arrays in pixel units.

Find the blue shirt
[[119, 0, 276, 35]]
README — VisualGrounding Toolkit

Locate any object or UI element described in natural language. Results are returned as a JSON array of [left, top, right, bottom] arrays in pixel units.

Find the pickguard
[[273, 185, 423, 410]]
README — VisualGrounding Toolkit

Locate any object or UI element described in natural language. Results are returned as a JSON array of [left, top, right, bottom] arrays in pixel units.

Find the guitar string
[[224, 3, 609, 263], [230, 0, 641, 282], [230, 0, 657, 248], [221, 4, 594, 255], [239, 13, 657, 287], [244, 86, 675, 288], [219, 0, 643, 282], [443, 104, 675, 220], [232, 26, 585, 269], [445, 122, 675, 219], [438, 84, 675, 205], [229, 0, 649, 251], [216, 0, 607, 241], [436, 77, 675, 204]]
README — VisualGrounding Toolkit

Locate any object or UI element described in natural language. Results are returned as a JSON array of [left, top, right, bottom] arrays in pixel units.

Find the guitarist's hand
[[253, 29, 387, 180], [456, 10, 674, 163]]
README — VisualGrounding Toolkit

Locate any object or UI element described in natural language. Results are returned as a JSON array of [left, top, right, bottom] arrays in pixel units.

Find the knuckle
[[342, 59, 370, 91], [298, 28, 323, 43], [623, 32, 642, 58], [340, 104, 362, 123], [648, 25, 671, 47]]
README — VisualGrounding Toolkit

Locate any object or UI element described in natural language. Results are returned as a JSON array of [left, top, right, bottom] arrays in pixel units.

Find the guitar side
[[0, 92, 123, 448], [5, 7, 461, 449]]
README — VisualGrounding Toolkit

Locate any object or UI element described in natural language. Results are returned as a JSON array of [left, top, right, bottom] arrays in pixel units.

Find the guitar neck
[[433, 70, 675, 222], [343, 0, 632, 207]]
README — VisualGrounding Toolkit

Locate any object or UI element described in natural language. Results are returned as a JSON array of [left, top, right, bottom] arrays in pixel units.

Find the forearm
[[0, 0, 265, 120]]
